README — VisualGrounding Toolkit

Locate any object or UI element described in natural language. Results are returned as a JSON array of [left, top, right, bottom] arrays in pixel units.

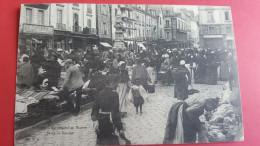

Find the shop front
[[19, 24, 54, 56], [54, 30, 71, 51], [99, 38, 113, 52]]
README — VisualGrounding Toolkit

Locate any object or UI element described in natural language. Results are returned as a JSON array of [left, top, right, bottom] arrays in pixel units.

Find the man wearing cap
[[59, 59, 84, 113]]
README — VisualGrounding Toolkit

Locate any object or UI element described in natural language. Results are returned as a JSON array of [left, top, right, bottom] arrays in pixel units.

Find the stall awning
[[137, 42, 147, 50], [203, 35, 223, 38], [100, 42, 112, 47]]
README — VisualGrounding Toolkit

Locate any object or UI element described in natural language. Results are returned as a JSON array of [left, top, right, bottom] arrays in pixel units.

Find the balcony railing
[[73, 26, 82, 33], [83, 28, 97, 35], [120, 4, 133, 10], [56, 23, 67, 30]]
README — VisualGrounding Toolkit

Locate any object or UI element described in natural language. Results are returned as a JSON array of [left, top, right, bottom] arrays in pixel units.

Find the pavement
[[15, 82, 226, 146]]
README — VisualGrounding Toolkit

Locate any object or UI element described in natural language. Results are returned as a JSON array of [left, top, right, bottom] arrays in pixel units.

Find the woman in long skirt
[[117, 61, 130, 116], [173, 60, 191, 100]]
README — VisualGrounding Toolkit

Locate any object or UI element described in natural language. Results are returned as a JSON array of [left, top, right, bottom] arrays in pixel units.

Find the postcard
[[15, 3, 243, 145]]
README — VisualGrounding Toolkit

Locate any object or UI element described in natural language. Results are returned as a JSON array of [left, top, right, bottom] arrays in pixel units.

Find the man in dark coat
[[42, 54, 61, 90], [91, 75, 131, 145]]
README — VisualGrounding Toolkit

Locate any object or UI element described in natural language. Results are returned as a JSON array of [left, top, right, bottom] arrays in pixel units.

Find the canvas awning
[[203, 35, 223, 38], [100, 42, 112, 48], [137, 42, 147, 50]]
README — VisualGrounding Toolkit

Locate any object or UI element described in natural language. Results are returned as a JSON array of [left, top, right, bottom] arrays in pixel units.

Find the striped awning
[[100, 42, 112, 48]]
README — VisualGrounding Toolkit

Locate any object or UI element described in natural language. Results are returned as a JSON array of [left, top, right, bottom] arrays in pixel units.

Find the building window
[[160, 17, 161, 25], [177, 20, 180, 29], [225, 11, 230, 21], [166, 20, 169, 27], [115, 8, 117, 17], [226, 26, 231, 33], [73, 4, 79, 7], [128, 11, 130, 18], [57, 10, 62, 24], [160, 29, 162, 38], [128, 29, 131, 36], [227, 40, 233, 48], [166, 32, 170, 39], [26, 8, 32, 24], [73, 13, 79, 32], [207, 12, 214, 23], [208, 26, 215, 34], [38, 10, 44, 25], [103, 22, 107, 34], [87, 19, 91, 28], [87, 5, 92, 14], [101, 5, 106, 15]]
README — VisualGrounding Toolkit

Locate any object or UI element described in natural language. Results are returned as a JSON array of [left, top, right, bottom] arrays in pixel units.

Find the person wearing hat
[[59, 59, 84, 113], [17, 56, 35, 88], [42, 51, 61, 90], [161, 55, 173, 86], [205, 51, 219, 85], [173, 60, 191, 100]]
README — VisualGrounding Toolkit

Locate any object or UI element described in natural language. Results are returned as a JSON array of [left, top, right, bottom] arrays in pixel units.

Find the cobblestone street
[[16, 82, 226, 146]]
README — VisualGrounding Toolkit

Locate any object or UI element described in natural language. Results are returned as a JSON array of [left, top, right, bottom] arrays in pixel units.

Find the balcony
[[120, 5, 133, 11], [24, 4, 49, 9], [56, 23, 67, 30], [72, 26, 82, 33], [164, 25, 171, 29], [122, 16, 135, 22], [83, 28, 97, 35]]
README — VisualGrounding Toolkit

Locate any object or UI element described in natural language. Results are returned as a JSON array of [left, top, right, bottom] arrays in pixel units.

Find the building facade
[[198, 6, 235, 50], [96, 4, 113, 50], [50, 3, 98, 51], [161, 7, 190, 49], [19, 4, 53, 55], [19, 3, 98, 55]]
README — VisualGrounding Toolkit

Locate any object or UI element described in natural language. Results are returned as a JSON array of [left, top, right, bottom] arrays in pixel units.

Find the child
[[129, 78, 148, 114]]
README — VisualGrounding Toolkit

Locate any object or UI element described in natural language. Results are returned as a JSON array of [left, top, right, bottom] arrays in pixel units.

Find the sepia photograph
[[15, 3, 243, 145]]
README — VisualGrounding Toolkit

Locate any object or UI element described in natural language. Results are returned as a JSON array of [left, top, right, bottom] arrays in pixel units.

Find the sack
[[147, 83, 155, 93]]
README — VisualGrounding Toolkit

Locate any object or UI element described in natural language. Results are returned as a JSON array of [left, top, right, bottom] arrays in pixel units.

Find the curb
[[15, 102, 94, 140]]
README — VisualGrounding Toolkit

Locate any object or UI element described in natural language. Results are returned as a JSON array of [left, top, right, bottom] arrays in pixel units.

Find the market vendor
[[59, 59, 84, 113], [163, 96, 219, 144], [42, 51, 61, 90], [17, 56, 35, 88]]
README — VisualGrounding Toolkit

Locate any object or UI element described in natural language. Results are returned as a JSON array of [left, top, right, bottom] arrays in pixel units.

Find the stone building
[[18, 3, 98, 54], [19, 4, 53, 55], [198, 6, 235, 50], [96, 4, 113, 50], [49, 3, 98, 51]]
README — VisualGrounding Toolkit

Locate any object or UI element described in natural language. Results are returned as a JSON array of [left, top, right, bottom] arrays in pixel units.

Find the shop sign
[[23, 24, 54, 35]]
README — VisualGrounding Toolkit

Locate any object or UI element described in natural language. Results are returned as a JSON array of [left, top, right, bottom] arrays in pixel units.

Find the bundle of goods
[[204, 84, 240, 142], [147, 82, 155, 93], [157, 71, 166, 81]]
